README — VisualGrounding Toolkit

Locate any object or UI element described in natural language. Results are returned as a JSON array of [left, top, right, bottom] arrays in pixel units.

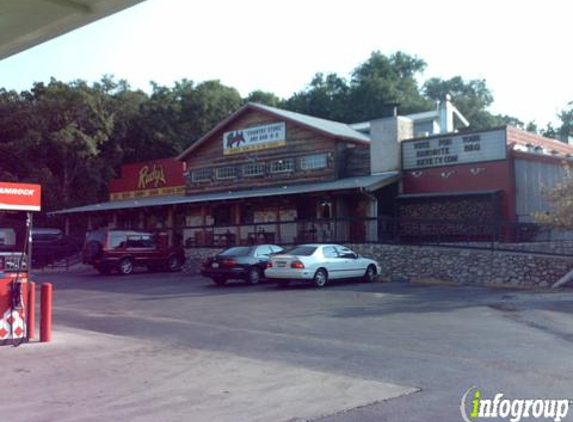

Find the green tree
[[3, 79, 115, 210], [283, 73, 350, 121], [0, 89, 33, 180], [555, 103, 573, 142], [120, 81, 183, 163], [535, 164, 573, 229], [44, 79, 114, 208], [346, 51, 432, 121], [423, 76, 523, 130], [179, 80, 242, 147], [121, 79, 242, 162], [245, 90, 282, 107]]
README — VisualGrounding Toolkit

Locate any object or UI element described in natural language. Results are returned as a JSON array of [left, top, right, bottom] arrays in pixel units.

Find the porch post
[[201, 205, 207, 246], [275, 204, 281, 244], [234, 204, 241, 246], [167, 206, 174, 246]]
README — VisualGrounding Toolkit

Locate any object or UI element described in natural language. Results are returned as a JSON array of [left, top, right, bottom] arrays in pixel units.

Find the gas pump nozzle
[[11, 280, 23, 310]]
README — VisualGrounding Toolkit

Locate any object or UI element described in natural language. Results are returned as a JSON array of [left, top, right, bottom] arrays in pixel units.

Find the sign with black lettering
[[402, 129, 506, 170], [223, 122, 286, 155]]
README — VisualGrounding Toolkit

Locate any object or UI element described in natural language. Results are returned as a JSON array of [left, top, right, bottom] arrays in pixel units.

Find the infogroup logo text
[[460, 387, 570, 422]]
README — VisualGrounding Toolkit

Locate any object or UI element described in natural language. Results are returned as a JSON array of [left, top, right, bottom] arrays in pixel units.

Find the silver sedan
[[264, 244, 382, 288]]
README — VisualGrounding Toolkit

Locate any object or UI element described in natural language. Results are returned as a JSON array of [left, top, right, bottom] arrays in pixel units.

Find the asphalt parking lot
[[4, 267, 573, 422]]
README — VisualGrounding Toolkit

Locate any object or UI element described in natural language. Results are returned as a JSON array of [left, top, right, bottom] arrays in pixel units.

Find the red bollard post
[[40, 283, 52, 342], [27, 282, 35, 340]]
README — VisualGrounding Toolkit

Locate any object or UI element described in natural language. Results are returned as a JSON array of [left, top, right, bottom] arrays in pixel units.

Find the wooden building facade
[[53, 103, 400, 247]]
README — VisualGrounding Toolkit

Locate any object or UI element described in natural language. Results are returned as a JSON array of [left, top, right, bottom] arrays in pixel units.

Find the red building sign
[[109, 158, 186, 201], [0, 182, 42, 211]]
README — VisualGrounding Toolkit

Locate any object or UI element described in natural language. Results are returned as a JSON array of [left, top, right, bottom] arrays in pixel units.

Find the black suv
[[32, 228, 82, 266], [82, 229, 185, 275]]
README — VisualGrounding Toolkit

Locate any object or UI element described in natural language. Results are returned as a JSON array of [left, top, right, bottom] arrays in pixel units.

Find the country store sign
[[223, 122, 286, 155], [402, 129, 507, 170]]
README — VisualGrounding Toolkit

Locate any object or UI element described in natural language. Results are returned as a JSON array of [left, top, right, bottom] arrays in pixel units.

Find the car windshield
[[219, 246, 251, 256], [285, 246, 317, 256]]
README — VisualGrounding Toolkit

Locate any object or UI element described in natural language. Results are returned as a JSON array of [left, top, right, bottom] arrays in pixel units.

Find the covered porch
[[51, 173, 400, 247]]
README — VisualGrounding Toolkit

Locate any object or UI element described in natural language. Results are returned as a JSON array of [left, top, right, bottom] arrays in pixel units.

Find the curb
[[409, 277, 561, 292]]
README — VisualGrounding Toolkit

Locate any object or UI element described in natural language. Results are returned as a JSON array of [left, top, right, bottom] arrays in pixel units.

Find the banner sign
[[0, 182, 41, 211], [223, 122, 286, 155], [109, 158, 185, 201], [402, 129, 507, 170]]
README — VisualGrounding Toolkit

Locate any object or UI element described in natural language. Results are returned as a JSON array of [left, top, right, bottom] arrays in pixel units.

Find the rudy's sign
[[223, 122, 286, 155], [0, 182, 41, 212], [137, 164, 167, 189], [109, 158, 186, 201]]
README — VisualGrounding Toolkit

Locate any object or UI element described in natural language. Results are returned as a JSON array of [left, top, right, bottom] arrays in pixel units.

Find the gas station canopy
[[0, 0, 147, 60]]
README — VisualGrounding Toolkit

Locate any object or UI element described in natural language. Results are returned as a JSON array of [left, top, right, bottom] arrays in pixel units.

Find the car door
[[139, 234, 159, 265], [336, 246, 365, 278], [322, 246, 345, 279]]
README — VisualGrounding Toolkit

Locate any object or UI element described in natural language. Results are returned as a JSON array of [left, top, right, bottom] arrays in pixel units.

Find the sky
[[1, 0, 572, 127]]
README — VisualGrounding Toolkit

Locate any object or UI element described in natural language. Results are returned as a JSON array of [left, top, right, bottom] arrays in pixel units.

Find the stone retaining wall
[[185, 245, 573, 287], [184, 248, 221, 273], [441, 241, 573, 256], [347, 244, 573, 287]]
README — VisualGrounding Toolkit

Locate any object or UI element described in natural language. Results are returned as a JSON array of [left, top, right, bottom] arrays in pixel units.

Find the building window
[[300, 153, 327, 170], [216, 166, 238, 180], [243, 162, 265, 177], [270, 158, 294, 174], [192, 168, 211, 182]]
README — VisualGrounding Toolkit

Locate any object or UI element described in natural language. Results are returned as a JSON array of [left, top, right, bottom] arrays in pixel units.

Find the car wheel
[[212, 277, 227, 286], [312, 268, 328, 288], [276, 280, 290, 288], [247, 267, 262, 285], [118, 258, 134, 276], [364, 265, 377, 283], [166, 255, 182, 272]]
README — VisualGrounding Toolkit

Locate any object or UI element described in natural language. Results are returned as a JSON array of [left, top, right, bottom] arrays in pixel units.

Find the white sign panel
[[402, 129, 507, 170], [223, 122, 286, 155]]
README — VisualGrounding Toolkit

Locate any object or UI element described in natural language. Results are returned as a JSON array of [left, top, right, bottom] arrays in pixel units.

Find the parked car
[[265, 244, 381, 288], [82, 229, 185, 275], [31, 228, 82, 266], [201, 244, 284, 285]]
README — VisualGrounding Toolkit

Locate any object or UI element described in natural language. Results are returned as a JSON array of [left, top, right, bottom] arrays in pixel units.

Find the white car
[[265, 244, 382, 288]]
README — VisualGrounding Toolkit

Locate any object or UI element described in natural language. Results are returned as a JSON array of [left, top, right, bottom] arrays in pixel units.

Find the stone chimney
[[369, 116, 413, 174]]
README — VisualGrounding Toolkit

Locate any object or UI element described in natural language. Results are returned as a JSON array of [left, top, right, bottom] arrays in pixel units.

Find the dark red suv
[[82, 229, 185, 275]]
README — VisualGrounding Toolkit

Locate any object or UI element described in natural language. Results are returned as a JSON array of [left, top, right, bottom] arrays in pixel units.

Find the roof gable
[[177, 103, 369, 161]]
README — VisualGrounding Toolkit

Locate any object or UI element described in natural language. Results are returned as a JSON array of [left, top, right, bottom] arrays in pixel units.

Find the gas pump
[[0, 182, 41, 347]]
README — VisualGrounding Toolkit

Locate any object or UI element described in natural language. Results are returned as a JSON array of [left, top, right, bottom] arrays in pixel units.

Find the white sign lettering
[[402, 129, 507, 170]]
